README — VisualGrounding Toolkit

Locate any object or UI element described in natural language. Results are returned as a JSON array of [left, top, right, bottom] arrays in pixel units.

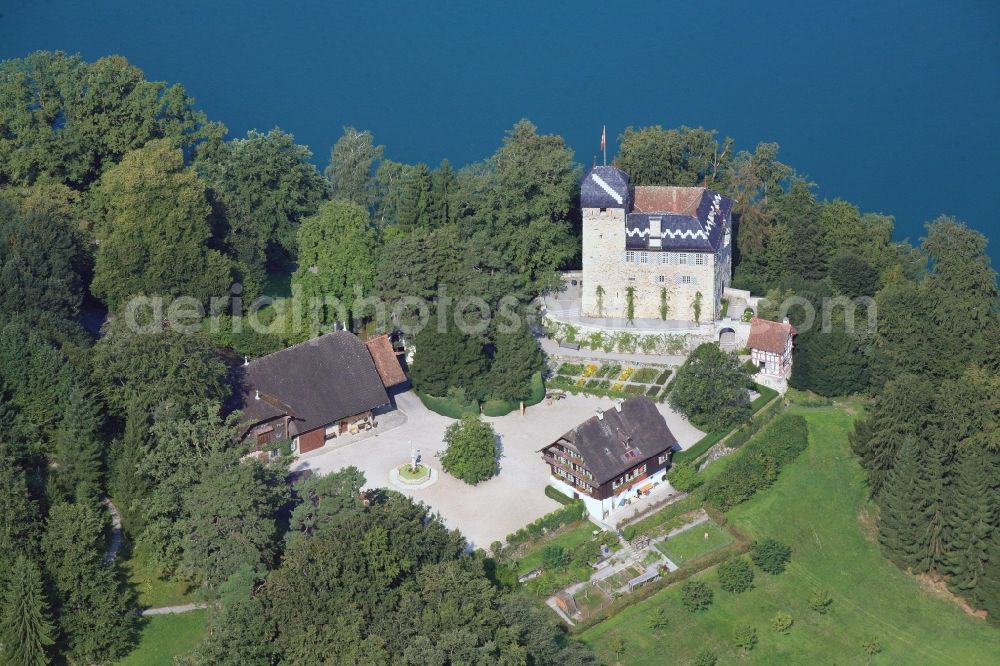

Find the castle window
[[678, 275, 697, 285], [678, 253, 688, 265], [639, 252, 650, 264], [669, 253, 679, 265], [600, 207, 607, 213], [656, 275, 667, 284], [624, 251, 636, 263], [695, 254, 707, 266], [657, 253, 669, 264]]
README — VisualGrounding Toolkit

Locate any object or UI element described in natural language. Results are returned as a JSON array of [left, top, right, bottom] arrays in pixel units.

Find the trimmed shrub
[[751, 538, 792, 574], [667, 462, 702, 493], [416, 390, 478, 419], [717, 557, 754, 593], [482, 372, 545, 416], [544, 485, 573, 505], [681, 580, 713, 612]]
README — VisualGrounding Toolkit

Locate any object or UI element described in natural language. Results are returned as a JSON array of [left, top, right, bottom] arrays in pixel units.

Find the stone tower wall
[[581, 206, 627, 316]]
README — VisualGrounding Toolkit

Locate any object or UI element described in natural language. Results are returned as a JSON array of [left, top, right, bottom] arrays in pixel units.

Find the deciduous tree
[[440, 415, 499, 485]]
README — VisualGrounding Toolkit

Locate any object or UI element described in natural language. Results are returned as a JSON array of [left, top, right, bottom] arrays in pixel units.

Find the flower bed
[[631, 367, 661, 384], [618, 366, 635, 382]]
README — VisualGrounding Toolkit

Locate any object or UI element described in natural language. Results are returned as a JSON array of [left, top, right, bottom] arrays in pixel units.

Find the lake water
[[3, 0, 998, 262]]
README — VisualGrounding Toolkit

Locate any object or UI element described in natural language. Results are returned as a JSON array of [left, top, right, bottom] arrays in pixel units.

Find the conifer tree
[[486, 318, 544, 402], [851, 375, 934, 496], [0, 555, 54, 666], [0, 442, 40, 564], [51, 385, 103, 506], [877, 438, 922, 569], [911, 441, 948, 574], [942, 451, 995, 595], [42, 503, 136, 663]]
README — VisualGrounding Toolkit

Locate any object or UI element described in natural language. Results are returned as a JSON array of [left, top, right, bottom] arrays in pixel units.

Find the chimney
[[782, 316, 790, 325], [596, 408, 604, 421], [254, 389, 260, 401], [615, 399, 623, 412], [243, 355, 249, 366]]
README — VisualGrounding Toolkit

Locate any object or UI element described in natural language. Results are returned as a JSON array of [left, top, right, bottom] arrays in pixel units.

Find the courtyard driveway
[[291, 390, 703, 549]]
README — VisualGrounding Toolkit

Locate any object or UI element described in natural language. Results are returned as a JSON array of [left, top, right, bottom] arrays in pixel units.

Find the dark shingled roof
[[554, 396, 677, 485], [581, 166, 631, 209], [625, 186, 734, 252], [233, 332, 389, 436]]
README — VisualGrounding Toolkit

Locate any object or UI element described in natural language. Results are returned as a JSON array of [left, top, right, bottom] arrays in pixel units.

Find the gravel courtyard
[[291, 389, 704, 548]]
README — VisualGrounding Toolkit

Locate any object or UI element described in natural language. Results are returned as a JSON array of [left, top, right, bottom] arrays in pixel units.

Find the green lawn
[[122, 542, 198, 609], [655, 520, 733, 566], [516, 521, 598, 575], [117, 611, 207, 666], [581, 405, 1000, 665]]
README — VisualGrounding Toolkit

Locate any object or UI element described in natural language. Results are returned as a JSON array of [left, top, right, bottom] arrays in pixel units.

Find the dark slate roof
[[581, 166, 631, 209], [233, 332, 390, 436], [554, 397, 677, 485], [624, 187, 734, 252]]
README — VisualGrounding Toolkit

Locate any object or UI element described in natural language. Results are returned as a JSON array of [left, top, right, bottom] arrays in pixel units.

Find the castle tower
[[580, 166, 631, 318]]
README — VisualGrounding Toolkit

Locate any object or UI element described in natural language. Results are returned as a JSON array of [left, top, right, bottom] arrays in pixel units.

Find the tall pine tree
[[0, 555, 54, 666], [42, 503, 136, 663], [942, 450, 996, 595], [877, 438, 923, 569], [50, 385, 103, 506]]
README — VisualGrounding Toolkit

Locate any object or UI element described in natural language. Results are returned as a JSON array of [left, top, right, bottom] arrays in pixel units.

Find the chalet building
[[541, 396, 678, 520], [580, 165, 735, 322], [232, 332, 406, 457], [747, 316, 797, 378]]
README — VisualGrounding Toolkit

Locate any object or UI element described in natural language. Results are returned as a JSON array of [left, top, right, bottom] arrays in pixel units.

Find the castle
[[580, 166, 735, 322]]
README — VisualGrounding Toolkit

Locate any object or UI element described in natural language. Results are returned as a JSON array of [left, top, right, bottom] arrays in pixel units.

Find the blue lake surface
[[3, 0, 998, 261]]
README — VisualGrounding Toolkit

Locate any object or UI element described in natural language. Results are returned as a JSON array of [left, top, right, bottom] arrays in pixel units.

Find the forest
[[0, 51, 996, 664]]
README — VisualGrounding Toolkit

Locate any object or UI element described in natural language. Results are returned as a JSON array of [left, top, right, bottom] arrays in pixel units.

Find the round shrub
[[751, 538, 792, 574], [667, 462, 703, 493], [717, 557, 754, 593], [771, 611, 793, 634], [693, 650, 718, 666], [681, 580, 714, 612]]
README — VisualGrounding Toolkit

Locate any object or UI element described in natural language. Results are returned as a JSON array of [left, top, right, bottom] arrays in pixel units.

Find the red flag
[[600, 125, 606, 153]]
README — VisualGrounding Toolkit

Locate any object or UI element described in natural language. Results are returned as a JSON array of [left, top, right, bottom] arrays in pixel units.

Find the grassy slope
[[581, 406, 1000, 665], [116, 611, 208, 666]]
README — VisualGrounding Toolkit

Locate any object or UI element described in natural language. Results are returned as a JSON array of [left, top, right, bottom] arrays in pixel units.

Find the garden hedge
[[414, 391, 479, 419], [703, 414, 809, 511], [544, 485, 574, 506], [482, 372, 545, 416]]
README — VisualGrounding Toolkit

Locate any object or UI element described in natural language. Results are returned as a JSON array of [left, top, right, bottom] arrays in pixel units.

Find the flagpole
[[603, 125, 607, 166]]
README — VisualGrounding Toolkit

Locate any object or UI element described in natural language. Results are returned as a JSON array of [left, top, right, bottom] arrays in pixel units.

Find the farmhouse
[[541, 396, 677, 520], [747, 316, 797, 379], [580, 165, 735, 322], [232, 332, 406, 456]]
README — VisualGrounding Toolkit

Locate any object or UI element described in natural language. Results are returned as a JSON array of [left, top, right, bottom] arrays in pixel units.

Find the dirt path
[[139, 603, 209, 616], [103, 498, 122, 564]]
